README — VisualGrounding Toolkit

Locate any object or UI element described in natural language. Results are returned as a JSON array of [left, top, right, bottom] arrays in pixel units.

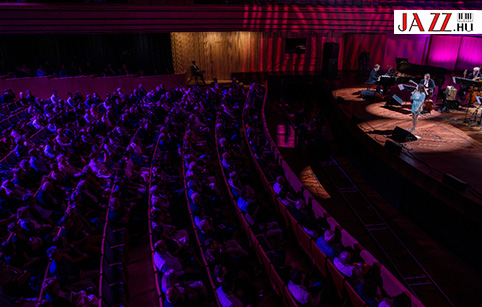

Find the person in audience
[[42, 276, 98, 307], [47, 246, 98, 292], [1, 88, 15, 104], [161, 269, 205, 303], [216, 279, 244, 307], [287, 270, 322, 306], [333, 251, 365, 286], [245, 203, 284, 249], [29, 149, 50, 175], [153, 239, 186, 277], [236, 187, 255, 213], [357, 279, 379, 307], [316, 229, 341, 260]]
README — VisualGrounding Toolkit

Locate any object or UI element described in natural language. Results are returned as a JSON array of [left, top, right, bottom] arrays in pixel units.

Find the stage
[[333, 86, 482, 206]]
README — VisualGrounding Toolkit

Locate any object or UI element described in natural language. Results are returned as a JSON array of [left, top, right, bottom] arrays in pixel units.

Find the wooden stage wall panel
[[171, 32, 326, 80]]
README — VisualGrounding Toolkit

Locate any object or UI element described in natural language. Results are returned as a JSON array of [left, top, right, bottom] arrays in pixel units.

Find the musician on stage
[[367, 64, 381, 92], [190, 61, 206, 84], [460, 67, 480, 100], [467, 67, 481, 80], [419, 73, 436, 96], [409, 84, 426, 133]]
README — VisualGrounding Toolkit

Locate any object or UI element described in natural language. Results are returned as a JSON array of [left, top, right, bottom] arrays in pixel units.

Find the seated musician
[[367, 64, 381, 92], [190, 61, 206, 84], [467, 67, 481, 80], [419, 73, 435, 98], [459, 67, 480, 100]]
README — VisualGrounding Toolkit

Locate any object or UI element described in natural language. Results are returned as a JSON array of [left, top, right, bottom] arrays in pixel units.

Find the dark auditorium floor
[[264, 73, 482, 306]]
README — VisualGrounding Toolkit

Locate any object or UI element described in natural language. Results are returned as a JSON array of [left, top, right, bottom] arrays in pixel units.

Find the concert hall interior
[[0, 1, 481, 307]]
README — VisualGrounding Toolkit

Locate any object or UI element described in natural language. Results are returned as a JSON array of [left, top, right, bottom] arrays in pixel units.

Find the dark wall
[[0, 33, 173, 76]]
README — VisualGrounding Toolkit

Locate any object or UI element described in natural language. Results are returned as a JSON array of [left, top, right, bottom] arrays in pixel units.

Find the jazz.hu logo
[[457, 12, 473, 32], [394, 10, 479, 34]]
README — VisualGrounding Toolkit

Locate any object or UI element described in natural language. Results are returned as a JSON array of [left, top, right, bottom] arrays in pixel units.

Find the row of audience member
[[243, 83, 410, 307], [0, 81, 191, 307], [0, 61, 152, 79]]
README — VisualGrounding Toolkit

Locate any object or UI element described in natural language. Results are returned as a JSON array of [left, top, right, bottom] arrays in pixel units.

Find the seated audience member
[[333, 251, 364, 286], [236, 187, 255, 213], [357, 279, 379, 307], [161, 269, 205, 303], [378, 293, 410, 307], [17, 206, 52, 237], [47, 246, 98, 292], [287, 270, 322, 306], [216, 279, 244, 307], [42, 277, 98, 307], [245, 203, 284, 249], [153, 239, 185, 277], [272, 176, 287, 195], [108, 197, 133, 229], [316, 229, 341, 260], [29, 149, 50, 175], [0, 258, 37, 299], [36, 181, 64, 212]]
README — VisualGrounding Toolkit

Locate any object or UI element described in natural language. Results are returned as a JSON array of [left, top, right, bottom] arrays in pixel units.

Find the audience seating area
[[215, 83, 316, 306], [241, 82, 425, 307], [0, 80, 191, 307], [0, 74, 428, 307]]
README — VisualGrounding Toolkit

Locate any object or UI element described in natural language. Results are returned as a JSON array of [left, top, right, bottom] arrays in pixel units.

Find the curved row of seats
[[147, 84, 223, 306], [180, 82, 288, 306], [181, 124, 222, 306], [36, 114, 140, 306], [244, 82, 425, 307], [214, 82, 337, 307], [0, 82, 169, 307], [98, 125, 143, 307], [147, 126, 167, 307], [215, 90, 297, 306]]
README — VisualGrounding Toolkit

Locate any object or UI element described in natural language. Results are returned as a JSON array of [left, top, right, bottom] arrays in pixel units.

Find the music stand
[[453, 77, 482, 88], [465, 96, 482, 126], [473, 96, 482, 127]]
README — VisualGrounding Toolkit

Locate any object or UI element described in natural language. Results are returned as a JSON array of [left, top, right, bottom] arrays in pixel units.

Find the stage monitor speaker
[[384, 140, 402, 155], [387, 94, 403, 106], [442, 174, 468, 191], [361, 90, 375, 98], [391, 126, 417, 142]]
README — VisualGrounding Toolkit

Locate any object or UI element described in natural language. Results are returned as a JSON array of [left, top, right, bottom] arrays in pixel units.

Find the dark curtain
[[0, 33, 173, 76]]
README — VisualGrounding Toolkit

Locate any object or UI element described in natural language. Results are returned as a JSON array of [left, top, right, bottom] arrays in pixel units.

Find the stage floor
[[333, 86, 482, 205]]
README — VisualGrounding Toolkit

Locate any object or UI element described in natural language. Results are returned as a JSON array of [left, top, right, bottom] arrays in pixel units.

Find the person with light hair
[[468, 66, 481, 80], [334, 251, 365, 286]]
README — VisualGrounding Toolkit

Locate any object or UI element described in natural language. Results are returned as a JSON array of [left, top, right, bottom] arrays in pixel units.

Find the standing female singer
[[409, 84, 426, 132]]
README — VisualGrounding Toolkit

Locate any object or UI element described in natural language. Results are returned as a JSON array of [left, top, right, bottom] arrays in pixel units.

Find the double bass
[[463, 68, 482, 104]]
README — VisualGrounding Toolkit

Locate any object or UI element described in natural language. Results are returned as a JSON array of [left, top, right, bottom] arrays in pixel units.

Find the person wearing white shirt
[[334, 251, 364, 286], [216, 280, 244, 307], [272, 176, 286, 195], [50, 90, 60, 104], [153, 240, 184, 277]]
